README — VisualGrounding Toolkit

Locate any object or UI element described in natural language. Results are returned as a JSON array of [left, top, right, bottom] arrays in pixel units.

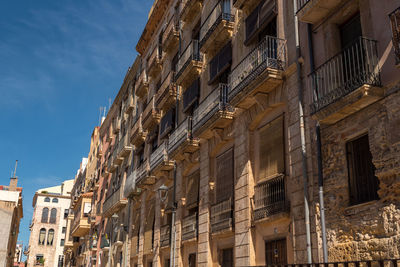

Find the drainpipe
[[293, 0, 312, 264], [170, 163, 177, 267], [307, 23, 328, 263]]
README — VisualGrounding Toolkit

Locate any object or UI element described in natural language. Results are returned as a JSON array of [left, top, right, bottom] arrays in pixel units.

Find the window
[[47, 229, 54, 245], [50, 208, 57, 224], [346, 134, 379, 205], [36, 254, 44, 266], [41, 208, 49, 223], [58, 255, 64, 267], [160, 108, 175, 138], [44, 197, 50, 202], [38, 229, 46, 245], [245, 0, 277, 45], [188, 253, 196, 267], [62, 227, 66, 234], [64, 209, 69, 219], [209, 42, 232, 84], [183, 78, 200, 114], [219, 248, 233, 267], [164, 259, 170, 267], [265, 238, 287, 265], [60, 239, 65, 246], [52, 198, 58, 203], [186, 170, 200, 211], [216, 148, 234, 203], [138, 145, 145, 166], [258, 116, 284, 181]]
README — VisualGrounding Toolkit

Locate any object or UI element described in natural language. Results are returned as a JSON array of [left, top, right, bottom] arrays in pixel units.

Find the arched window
[[44, 197, 50, 202], [38, 228, 46, 245], [52, 198, 58, 203], [47, 229, 54, 246], [50, 208, 57, 224], [41, 208, 49, 223]]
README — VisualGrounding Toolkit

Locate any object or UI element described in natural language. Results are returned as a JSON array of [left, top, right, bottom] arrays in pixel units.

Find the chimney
[[9, 160, 18, 191]]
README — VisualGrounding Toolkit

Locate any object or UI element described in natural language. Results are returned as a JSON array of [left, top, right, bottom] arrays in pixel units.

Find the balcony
[[181, 213, 197, 242], [117, 132, 133, 159], [228, 35, 286, 109], [130, 115, 148, 147], [192, 83, 234, 139], [102, 186, 128, 217], [162, 15, 180, 54], [100, 235, 110, 251], [211, 198, 233, 234], [123, 170, 142, 198], [150, 141, 174, 175], [107, 153, 117, 173], [71, 211, 91, 236], [113, 116, 121, 134], [309, 37, 382, 124], [155, 71, 179, 112], [135, 69, 149, 99], [296, 0, 344, 24], [199, 1, 235, 58], [96, 202, 102, 216], [112, 145, 123, 166], [233, 0, 260, 11], [160, 225, 171, 248], [180, 0, 202, 23], [142, 97, 161, 131], [136, 160, 155, 187], [148, 44, 163, 78], [125, 93, 135, 115], [168, 117, 199, 161], [96, 144, 103, 159], [390, 7, 400, 66], [107, 124, 113, 142], [175, 40, 204, 89], [253, 175, 289, 222]]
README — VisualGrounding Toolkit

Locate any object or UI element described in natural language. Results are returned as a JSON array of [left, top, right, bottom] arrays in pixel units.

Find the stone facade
[[64, 0, 400, 266]]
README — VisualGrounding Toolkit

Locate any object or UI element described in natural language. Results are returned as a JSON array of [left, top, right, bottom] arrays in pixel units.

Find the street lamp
[[108, 213, 119, 267], [158, 184, 169, 203]]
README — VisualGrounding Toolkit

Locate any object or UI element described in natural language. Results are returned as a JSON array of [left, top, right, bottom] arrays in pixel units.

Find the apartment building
[[64, 0, 400, 266], [296, 0, 400, 260], [0, 176, 23, 267], [26, 179, 73, 267]]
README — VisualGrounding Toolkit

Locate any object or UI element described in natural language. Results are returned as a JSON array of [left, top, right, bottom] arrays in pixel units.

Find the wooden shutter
[[209, 55, 219, 82], [186, 170, 200, 208], [245, 0, 277, 45], [216, 148, 234, 203], [265, 238, 287, 265], [220, 248, 233, 267], [160, 108, 175, 138], [183, 79, 200, 112], [209, 42, 232, 83], [258, 116, 284, 181]]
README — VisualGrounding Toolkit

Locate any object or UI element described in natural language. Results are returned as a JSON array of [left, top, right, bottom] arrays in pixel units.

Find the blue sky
[[0, 0, 153, 257]]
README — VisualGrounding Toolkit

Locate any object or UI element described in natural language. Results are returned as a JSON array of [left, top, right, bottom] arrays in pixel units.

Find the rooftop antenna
[[13, 160, 18, 178], [103, 106, 107, 117], [108, 98, 112, 112]]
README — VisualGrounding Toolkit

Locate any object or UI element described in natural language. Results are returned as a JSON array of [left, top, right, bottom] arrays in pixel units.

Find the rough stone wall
[[319, 85, 400, 260]]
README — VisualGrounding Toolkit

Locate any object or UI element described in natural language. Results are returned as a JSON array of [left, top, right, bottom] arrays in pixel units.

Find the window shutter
[[258, 116, 284, 181], [209, 55, 219, 82], [216, 148, 234, 203], [209, 42, 232, 83], [186, 170, 200, 208], [246, 5, 259, 42], [259, 0, 277, 29], [183, 79, 200, 112], [160, 108, 175, 138], [144, 200, 155, 253]]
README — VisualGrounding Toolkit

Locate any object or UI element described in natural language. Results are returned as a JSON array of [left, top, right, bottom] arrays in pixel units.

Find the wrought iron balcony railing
[[253, 174, 289, 221], [199, 0, 235, 51], [117, 132, 133, 158], [210, 198, 233, 233], [102, 186, 127, 216], [150, 141, 168, 171], [155, 71, 178, 111], [168, 117, 192, 155], [182, 213, 197, 241], [136, 160, 149, 184], [175, 40, 203, 83], [390, 7, 400, 65], [148, 44, 163, 77], [130, 114, 147, 147], [296, 0, 310, 13], [135, 68, 149, 98], [228, 35, 286, 101], [162, 14, 180, 53], [192, 83, 232, 135], [142, 97, 161, 131], [125, 92, 135, 114], [160, 224, 171, 247], [123, 170, 141, 198], [310, 37, 381, 114]]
